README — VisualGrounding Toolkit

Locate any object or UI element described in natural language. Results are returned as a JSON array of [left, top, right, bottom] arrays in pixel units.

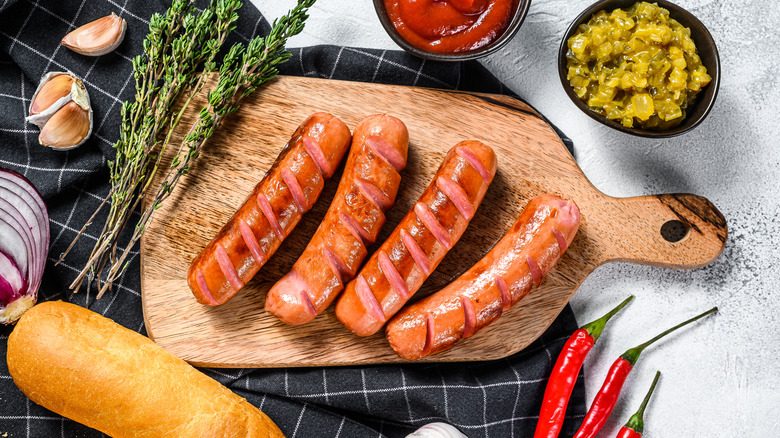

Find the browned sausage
[[385, 194, 581, 360], [187, 113, 351, 306], [264, 115, 409, 324], [335, 141, 497, 336]]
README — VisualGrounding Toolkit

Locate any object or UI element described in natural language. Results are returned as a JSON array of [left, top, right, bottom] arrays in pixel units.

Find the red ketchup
[[384, 0, 518, 54]]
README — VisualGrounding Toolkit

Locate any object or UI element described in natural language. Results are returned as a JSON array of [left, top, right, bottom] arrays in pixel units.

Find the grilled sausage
[[335, 141, 497, 336], [187, 113, 351, 306], [386, 194, 581, 360], [265, 115, 409, 324]]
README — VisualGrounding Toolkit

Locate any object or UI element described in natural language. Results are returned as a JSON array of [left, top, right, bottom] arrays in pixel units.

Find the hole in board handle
[[661, 220, 691, 243]]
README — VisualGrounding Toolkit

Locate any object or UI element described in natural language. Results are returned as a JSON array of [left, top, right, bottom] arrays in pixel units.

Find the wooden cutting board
[[141, 76, 727, 368]]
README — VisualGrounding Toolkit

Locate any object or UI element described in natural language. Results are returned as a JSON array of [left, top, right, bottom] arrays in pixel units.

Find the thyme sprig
[[59, 0, 317, 298]]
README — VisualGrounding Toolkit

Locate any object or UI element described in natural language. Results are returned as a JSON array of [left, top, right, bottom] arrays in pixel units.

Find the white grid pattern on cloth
[[39, 0, 90, 75], [6, 0, 38, 54], [507, 358, 524, 438], [0, 157, 95, 172], [370, 49, 386, 82], [0, 0, 587, 436], [292, 404, 309, 438], [345, 47, 453, 88], [253, 375, 555, 398], [400, 368, 414, 422]]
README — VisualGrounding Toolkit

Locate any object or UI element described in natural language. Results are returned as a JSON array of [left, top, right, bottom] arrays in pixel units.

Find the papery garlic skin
[[62, 13, 127, 56], [406, 422, 468, 438], [25, 72, 93, 150]]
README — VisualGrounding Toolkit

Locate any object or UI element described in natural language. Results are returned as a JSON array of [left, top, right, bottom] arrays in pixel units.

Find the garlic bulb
[[62, 13, 127, 56], [25, 72, 93, 150], [406, 422, 468, 438]]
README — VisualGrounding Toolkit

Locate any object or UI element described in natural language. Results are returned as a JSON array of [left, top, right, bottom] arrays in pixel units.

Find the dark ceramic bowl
[[373, 0, 532, 62], [558, 0, 721, 138]]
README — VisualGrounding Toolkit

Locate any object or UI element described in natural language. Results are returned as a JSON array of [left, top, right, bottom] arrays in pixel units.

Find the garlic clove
[[406, 423, 467, 438], [62, 13, 127, 56], [29, 73, 73, 115], [38, 101, 92, 150]]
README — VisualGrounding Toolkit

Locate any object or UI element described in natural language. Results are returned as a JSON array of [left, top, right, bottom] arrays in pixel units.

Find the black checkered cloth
[[0, 0, 586, 436]]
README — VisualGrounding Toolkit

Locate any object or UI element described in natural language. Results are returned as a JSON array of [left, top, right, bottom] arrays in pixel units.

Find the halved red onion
[[0, 217, 29, 282], [0, 187, 43, 290], [0, 168, 49, 324], [0, 273, 16, 305], [0, 251, 25, 300], [0, 179, 47, 293], [0, 198, 37, 282]]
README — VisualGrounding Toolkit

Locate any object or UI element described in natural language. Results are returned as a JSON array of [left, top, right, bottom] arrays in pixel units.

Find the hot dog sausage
[[335, 140, 497, 336], [187, 113, 351, 306], [385, 194, 580, 360], [265, 114, 409, 325]]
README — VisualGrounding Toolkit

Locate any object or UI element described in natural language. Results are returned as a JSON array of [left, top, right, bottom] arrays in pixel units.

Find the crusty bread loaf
[[7, 301, 284, 438]]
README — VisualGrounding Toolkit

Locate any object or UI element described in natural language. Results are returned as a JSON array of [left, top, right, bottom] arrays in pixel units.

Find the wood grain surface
[[140, 76, 727, 368]]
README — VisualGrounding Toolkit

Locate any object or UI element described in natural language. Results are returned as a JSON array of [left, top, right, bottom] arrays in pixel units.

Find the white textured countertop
[[256, 1, 780, 436]]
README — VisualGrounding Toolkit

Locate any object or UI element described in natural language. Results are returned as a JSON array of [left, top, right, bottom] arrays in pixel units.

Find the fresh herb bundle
[[59, 0, 316, 297]]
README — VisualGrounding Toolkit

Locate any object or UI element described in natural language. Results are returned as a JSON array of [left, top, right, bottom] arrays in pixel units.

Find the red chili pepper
[[616, 370, 661, 438], [574, 307, 717, 438], [533, 295, 634, 438]]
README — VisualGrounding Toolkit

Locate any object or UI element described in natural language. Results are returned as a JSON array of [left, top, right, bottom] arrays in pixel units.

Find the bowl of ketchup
[[376, 0, 531, 61]]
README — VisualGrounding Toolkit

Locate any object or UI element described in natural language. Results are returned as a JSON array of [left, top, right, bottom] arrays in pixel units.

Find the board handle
[[600, 193, 727, 269]]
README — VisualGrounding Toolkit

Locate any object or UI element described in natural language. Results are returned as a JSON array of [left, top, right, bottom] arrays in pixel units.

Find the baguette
[[6, 301, 284, 438]]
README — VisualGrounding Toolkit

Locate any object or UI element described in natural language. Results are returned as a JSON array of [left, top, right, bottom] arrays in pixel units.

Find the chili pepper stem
[[576, 307, 715, 438], [581, 295, 635, 341], [533, 296, 633, 438], [623, 370, 661, 434], [622, 307, 717, 365]]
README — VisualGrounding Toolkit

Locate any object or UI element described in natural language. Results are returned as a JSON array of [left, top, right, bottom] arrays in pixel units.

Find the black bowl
[[373, 0, 532, 62], [558, 0, 721, 138]]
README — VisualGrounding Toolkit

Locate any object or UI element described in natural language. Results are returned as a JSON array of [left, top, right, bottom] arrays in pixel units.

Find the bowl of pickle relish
[[558, 0, 720, 137]]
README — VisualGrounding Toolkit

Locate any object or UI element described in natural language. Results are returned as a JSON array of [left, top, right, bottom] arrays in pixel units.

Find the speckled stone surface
[[255, 1, 780, 435]]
